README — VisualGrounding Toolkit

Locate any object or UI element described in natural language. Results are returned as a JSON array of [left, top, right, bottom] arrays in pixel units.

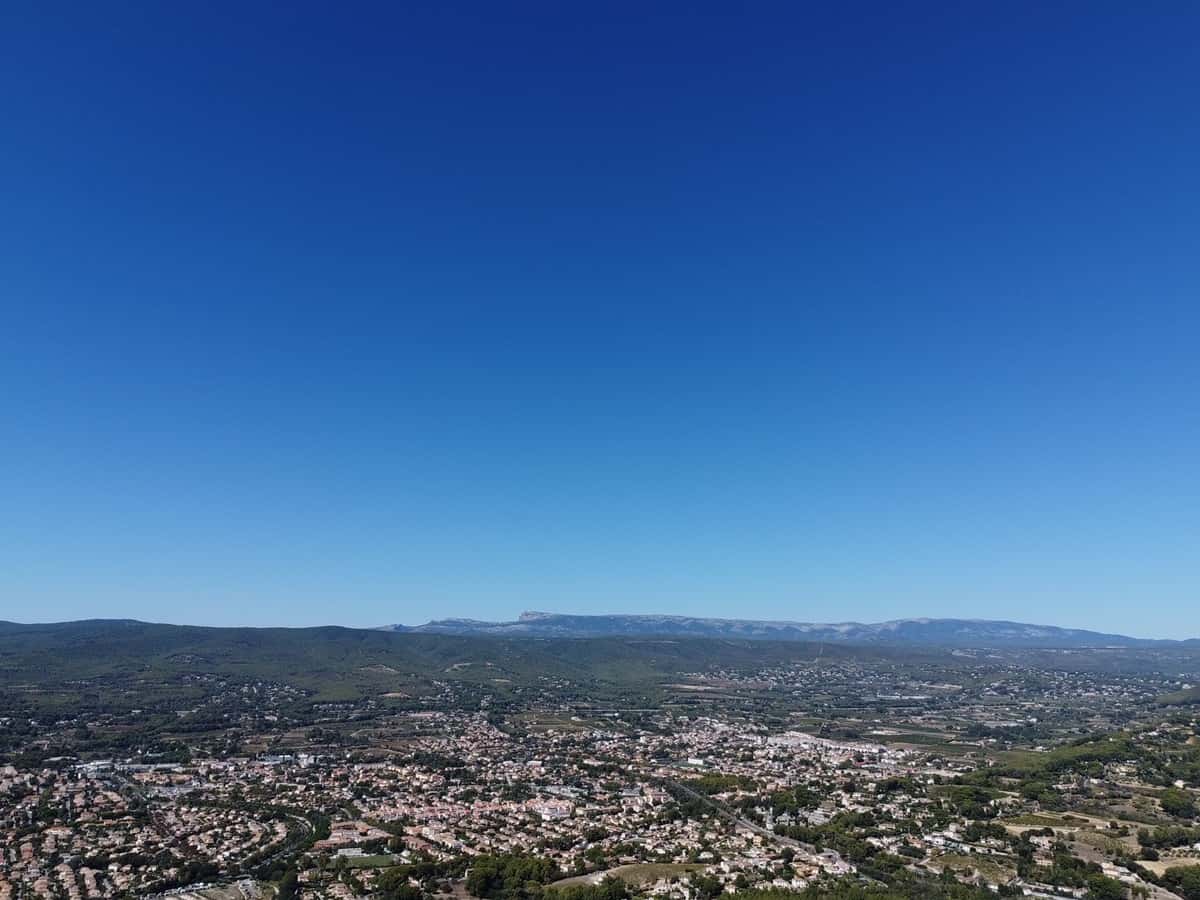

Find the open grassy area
[[931, 853, 1015, 885], [1003, 813, 1071, 827], [1000, 812, 1143, 856], [345, 853, 403, 868], [994, 735, 1136, 776], [875, 731, 961, 748], [513, 713, 596, 732], [552, 864, 706, 887], [1073, 829, 1134, 855], [1143, 857, 1200, 875]]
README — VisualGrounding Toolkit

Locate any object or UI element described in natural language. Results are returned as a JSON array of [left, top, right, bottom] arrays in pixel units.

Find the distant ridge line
[[0, 614, 1192, 646], [381, 611, 1194, 647]]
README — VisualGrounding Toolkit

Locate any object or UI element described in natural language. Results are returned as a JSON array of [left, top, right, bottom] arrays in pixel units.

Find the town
[[4, 637, 1200, 900]]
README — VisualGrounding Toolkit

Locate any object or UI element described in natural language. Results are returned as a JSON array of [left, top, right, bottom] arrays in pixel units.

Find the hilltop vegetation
[[0, 618, 951, 716]]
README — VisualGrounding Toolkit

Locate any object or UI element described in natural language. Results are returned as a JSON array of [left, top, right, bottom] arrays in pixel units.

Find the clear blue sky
[[2, 3, 1197, 636]]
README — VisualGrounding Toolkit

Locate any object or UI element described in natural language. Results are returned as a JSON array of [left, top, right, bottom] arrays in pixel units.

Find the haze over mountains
[[383, 611, 1194, 647], [2, 612, 1194, 648]]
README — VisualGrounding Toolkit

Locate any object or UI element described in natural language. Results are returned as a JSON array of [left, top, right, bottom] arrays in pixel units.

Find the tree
[[1161, 788, 1196, 819], [466, 855, 559, 900], [547, 877, 629, 900], [276, 870, 299, 900], [1162, 865, 1200, 900], [690, 874, 723, 900], [380, 883, 425, 900], [1085, 874, 1126, 900]]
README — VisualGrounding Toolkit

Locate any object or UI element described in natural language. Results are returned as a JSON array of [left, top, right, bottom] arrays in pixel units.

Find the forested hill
[[3, 619, 1200, 724], [0, 617, 900, 692]]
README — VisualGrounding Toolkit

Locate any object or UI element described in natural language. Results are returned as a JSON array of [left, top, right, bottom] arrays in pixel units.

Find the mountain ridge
[[1, 614, 1192, 647], [382, 611, 1193, 647]]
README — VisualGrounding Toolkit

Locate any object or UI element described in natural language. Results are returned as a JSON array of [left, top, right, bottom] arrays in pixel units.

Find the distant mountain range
[[382, 611, 1192, 647]]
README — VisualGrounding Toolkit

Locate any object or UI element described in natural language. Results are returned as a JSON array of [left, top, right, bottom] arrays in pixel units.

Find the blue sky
[[2, 3, 1197, 636]]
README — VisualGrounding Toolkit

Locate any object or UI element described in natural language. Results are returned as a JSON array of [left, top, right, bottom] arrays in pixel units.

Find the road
[[664, 779, 813, 851]]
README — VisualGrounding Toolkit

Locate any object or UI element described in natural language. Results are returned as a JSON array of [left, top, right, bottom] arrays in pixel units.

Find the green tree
[[466, 855, 559, 900], [1161, 788, 1196, 819], [1085, 874, 1126, 900], [276, 870, 299, 900], [1162, 865, 1200, 900]]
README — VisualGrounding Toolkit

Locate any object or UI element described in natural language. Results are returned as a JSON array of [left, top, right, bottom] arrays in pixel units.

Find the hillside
[[0, 618, 914, 714], [5, 619, 1199, 721]]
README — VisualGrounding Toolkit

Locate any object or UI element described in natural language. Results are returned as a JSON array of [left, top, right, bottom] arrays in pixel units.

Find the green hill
[[0, 618, 902, 716]]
